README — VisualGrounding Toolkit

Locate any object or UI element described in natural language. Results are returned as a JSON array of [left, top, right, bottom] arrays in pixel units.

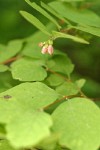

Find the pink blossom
[[48, 45, 54, 55], [41, 46, 48, 54]]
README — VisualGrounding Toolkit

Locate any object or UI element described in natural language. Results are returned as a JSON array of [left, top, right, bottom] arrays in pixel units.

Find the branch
[[0, 56, 21, 65]]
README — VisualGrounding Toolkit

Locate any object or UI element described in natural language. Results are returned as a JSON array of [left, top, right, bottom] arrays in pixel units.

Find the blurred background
[[0, 0, 100, 98]]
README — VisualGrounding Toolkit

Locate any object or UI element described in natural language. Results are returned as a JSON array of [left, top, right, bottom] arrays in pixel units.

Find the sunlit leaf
[[6, 110, 52, 148], [0, 140, 17, 150], [11, 58, 47, 81], [0, 65, 9, 72], [52, 98, 100, 150], [0, 82, 58, 110], [56, 82, 79, 96]]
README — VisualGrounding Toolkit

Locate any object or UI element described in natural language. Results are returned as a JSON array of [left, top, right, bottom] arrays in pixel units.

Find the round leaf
[[0, 82, 58, 110], [6, 111, 52, 148], [52, 98, 100, 150], [56, 82, 79, 96], [11, 59, 47, 81]]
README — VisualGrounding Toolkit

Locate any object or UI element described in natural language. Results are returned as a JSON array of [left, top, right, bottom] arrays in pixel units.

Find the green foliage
[[11, 58, 47, 81], [56, 82, 79, 96], [0, 65, 9, 72], [0, 140, 17, 150], [52, 31, 89, 44], [52, 98, 100, 150], [41, 1, 70, 24], [0, 40, 23, 63], [72, 25, 100, 37], [47, 55, 74, 77], [6, 110, 52, 148], [25, 0, 61, 29], [49, 1, 100, 27], [45, 74, 65, 87], [20, 11, 51, 36], [0, 82, 58, 110], [0, 0, 100, 150]]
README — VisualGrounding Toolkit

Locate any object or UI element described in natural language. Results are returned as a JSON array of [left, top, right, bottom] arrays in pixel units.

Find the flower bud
[[38, 42, 43, 47], [48, 45, 54, 55], [41, 46, 48, 54]]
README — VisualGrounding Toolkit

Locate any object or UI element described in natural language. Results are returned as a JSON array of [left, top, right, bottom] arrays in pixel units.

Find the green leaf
[[95, 101, 100, 108], [49, 2, 100, 28], [0, 82, 58, 110], [53, 49, 67, 56], [23, 28, 57, 59], [0, 97, 18, 124], [0, 40, 23, 64], [23, 41, 50, 59], [75, 79, 86, 89], [20, 11, 51, 36], [56, 82, 79, 96], [37, 133, 59, 150], [0, 124, 6, 139], [0, 83, 56, 148], [25, 0, 61, 29], [11, 58, 47, 81], [25, 23, 55, 43], [47, 55, 74, 77], [41, 2, 70, 24], [6, 110, 52, 148], [52, 98, 100, 150], [0, 44, 6, 52], [45, 74, 65, 87], [0, 65, 9, 72], [0, 97, 52, 148], [0, 71, 19, 93], [52, 31, 89, 44], [72, 25, 100, 37], [0, 140, 17, 150]]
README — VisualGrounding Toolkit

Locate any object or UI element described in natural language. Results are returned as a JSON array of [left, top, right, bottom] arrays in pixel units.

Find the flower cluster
[[39, 40, 54, 55]]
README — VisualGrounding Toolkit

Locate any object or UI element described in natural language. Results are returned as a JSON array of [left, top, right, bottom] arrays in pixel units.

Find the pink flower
[[41, 46, 48, 54], [39, 41, 54, 55], [48, 45, 54, 55]]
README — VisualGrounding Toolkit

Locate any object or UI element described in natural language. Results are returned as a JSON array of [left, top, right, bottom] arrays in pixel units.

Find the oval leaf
[[52, 31, 89, 44], [25, 0, 61, 29], [49, 2, 100, 28], [0, 82, 58, 110], [6, 110, 52, 148], [20, 11, 51, 36]]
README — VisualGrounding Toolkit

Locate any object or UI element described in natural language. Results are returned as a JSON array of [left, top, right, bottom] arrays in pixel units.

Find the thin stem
[[47, 68, 87, 95], [47, 68, 71, 82], [0, 56, 21, 65], [44, 95, 77, 110], [47, 68, 99, 102]]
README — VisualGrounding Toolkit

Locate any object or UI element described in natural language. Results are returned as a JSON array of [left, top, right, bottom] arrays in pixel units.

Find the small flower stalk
[[39, 40, 54, 55]]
